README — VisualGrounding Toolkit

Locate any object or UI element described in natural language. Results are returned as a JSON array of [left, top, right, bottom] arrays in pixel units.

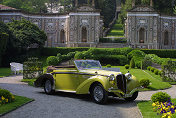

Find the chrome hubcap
[[93, 86, 103, 102], [45, 80, 52, 93]]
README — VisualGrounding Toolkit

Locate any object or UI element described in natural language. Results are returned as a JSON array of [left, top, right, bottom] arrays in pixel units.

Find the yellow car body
[[35, 60, 141, 104]]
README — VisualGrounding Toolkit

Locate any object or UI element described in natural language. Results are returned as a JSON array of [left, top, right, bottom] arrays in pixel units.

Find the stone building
[[0, 0, 103, 47], [126, 1, 176, 49]]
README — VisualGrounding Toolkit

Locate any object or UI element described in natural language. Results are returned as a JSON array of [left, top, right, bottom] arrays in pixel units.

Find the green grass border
[[0, 68, 11, 78], [137, 99, 176, 118], [0, 95, 34, 116]]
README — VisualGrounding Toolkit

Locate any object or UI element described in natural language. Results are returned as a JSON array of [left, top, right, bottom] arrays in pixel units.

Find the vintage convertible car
[[35, 60, 141, 104]]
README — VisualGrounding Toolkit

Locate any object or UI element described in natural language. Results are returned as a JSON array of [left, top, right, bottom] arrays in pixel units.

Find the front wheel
[[44, 80, 54, 95], [90, 83, 108, 104], [124, 91, 138, 101]]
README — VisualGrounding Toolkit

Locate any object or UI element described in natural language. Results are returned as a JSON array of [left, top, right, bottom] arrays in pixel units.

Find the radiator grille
[[116, 74, 126, 93]]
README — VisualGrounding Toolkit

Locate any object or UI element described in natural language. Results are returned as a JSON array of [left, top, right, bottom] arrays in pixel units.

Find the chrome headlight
[[109, 74, 115, 81], [125, 72, 132, 80]]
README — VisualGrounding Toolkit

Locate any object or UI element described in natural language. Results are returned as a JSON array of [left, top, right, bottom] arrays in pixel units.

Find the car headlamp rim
[[125, 73, 132, 80], [109, 74, 115, 81]]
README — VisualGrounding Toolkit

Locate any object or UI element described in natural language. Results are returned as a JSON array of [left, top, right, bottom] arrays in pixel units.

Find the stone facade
[[126, 6, 176, 49], [0, 4, 103, 47]]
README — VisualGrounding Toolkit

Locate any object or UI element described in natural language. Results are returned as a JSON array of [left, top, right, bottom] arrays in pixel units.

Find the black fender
[[34, 73, 55, 88]]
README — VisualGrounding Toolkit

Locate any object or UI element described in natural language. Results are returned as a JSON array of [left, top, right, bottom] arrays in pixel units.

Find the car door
[[54, 70, 79, 91]]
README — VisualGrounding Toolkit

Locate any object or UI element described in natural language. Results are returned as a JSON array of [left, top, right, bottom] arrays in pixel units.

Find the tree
[[7, 19, 47, 50], [2, 0, 47, 13], [0, 22, 12, 66]]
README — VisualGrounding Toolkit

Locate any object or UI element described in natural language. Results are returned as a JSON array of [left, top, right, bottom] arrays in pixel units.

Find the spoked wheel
[[44, 80, 54, 95], [124, 91, 138, 101], [91, 83, 108, 104]]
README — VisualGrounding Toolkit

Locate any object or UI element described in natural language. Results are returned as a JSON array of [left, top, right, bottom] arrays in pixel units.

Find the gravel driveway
[[0, 76, 142, 118], [2, 76, 176, 118]]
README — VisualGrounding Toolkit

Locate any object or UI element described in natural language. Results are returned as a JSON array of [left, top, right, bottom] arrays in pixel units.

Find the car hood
[[79, 69, 122, 76]]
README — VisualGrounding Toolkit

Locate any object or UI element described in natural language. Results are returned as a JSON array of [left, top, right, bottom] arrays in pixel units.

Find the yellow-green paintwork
[[52, 68, 140, 97]]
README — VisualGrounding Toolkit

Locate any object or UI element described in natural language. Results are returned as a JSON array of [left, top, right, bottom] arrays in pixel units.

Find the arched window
[[139, 28, 145, 43], [164, 31, 169, 45], [82, 27, 87, 42], [60, 30, 65, 43]]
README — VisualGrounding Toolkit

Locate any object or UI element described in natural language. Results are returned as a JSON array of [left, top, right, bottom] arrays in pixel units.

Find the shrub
[[139, 79, 150, 88], [125, 64, 130, 69], [74, 51, 85, 59], [93, 55, 128, 66], [147, 66, 152, 71], [151, 92, 171, 103], [56, 53, 62, 62], [130, 58, 135, 68], [0, 89, 15, 103], [150, 67, 155, 72], [67, 52, 76, 59], [158, 71, 162, 76], [41, 47, 89, 56], [141, 49, 176, 58], [46, 56, 59, 66], [154, 69, 159, 75], [106, 64, 111, 68], [127, 50, 146, 60]]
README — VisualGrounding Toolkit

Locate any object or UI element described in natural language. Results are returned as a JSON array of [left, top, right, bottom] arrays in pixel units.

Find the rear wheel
[[124, 91, 138, 101], [44, 80, 54, 95], [90, 83, 108, 104]]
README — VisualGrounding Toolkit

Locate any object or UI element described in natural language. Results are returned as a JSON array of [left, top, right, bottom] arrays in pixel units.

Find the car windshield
[[74, 60, 102, 70]]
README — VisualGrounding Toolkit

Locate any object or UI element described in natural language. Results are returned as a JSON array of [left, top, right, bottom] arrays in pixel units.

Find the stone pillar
[[92, 0, 95, 7], [75, 0, 78, 7], [150, 0, 153, 7], [132, 0, 135, 7]]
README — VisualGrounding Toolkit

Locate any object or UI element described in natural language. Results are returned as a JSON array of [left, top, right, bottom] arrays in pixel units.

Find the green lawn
[[137, 99, 176, 118], [0, 95, 33, 115], [0, 68, 11, 77], [107, 23, 124, 37], [112, 66, 171, 91]]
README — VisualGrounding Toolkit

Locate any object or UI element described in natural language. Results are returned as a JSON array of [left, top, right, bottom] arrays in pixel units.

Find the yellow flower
[[168, 116, 171, 118], [1, 96, 5, 100], [5, 99, 8, 103], [152, 103, 156, 106]]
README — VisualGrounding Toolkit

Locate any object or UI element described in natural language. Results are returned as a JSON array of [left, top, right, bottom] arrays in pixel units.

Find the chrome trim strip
[[52, 72, 109, 77], [55, 89, 76, 93]]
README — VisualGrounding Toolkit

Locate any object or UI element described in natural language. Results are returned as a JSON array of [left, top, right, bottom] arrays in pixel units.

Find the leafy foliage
[[0, 89, 15, 104], [130, 58, 135, 68], [151, 92, 171, 103], [1, 0, 47, 13], [125, 64, 130, 69], [139, 79, 150, 88], [8, 19, 47, 50], [46, 56, 59, 66]]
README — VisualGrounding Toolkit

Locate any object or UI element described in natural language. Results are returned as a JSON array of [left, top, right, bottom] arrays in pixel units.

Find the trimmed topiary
[[139, 79, 150, 88], [151, 92, 171, 103], [150, 67, 155, 72], [147, 66, 152, 71], [46, 56, 59, 66], [154, 69, 159, 75], [130, 58, 135, 68], [125, 64, 130, 69], [106, 64, 111, 68]]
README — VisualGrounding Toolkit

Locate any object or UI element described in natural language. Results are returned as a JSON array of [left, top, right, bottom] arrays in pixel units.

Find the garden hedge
[[41, 47, 89, 56], [141, 49, 176, 58]]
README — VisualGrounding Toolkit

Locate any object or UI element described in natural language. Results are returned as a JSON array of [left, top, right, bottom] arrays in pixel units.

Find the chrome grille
[[116, 74, 126, 93]]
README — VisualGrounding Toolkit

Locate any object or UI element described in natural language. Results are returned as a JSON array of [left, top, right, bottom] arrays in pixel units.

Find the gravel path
[[0, 75, 175, 118]]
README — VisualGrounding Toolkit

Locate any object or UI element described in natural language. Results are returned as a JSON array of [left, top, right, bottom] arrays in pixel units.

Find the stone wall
[[126, 6, 176, 49]]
